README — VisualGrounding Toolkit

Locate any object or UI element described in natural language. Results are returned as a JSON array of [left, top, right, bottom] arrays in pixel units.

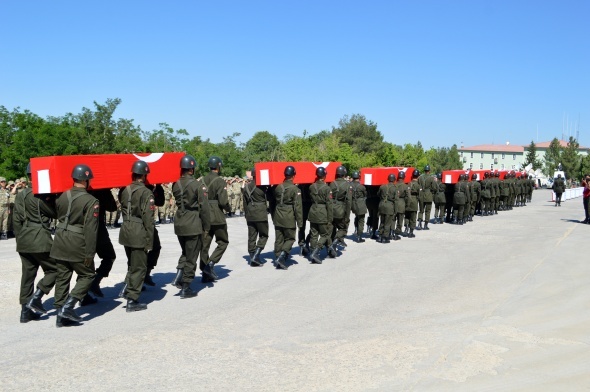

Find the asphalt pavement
[[0, 189, 588, 391]]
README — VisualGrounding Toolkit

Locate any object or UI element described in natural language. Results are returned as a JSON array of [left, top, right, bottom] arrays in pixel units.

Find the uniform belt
[[411, 192, 418, 195], [25, 222, 45, 228], [126, 216, 143, 223], [56, 222, 84, 234], [250, 201, 265, 206]]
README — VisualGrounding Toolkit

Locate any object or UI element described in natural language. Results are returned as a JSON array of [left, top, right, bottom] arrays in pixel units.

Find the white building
[[459, 140, 589, 171]]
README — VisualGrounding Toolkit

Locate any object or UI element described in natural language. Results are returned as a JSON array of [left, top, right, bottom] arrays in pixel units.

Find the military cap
[[0, 177, 5, 182]]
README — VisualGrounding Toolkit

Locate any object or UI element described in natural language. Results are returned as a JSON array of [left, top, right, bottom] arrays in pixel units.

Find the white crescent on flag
[[133, 153, 164, 163], [312, 162, 330, 168]]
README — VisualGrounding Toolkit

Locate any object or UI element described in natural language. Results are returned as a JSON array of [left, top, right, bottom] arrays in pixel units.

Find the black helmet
[[180, 154, 197, 169], [336, 165, 347, 177], [398, 171, 406, 180], [388, 173, 396, 182], [495, 171, 500, 177], [412, 169, 420, 178], [436, 172, 442, 180], [484, 171, 490, 178], [316, 167, 327, 178], [351, 171, 360, 179], [26, 163, 31, 175], [132, 160, 150, 175], [471, 173, 477, 180], [424, 164, 431, 172], [208, 156, 223, 170], [71, 164, 94, 181], [284, 165, 296, 177]]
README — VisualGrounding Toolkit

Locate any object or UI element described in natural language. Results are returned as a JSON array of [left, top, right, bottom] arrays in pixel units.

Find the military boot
[[452, 216, 458, 224], [416, 220, 423, 230], [403, 226, 409, 237], [381, 236, 390, 243], [275, 251, 288, 270], [58, 296, 82, 322], [310, 248, 322, 264], [126, 299, 147, 312], [299, 243, 310, 257], [423, 222, 429, 230], [89, 273, 105, 298], [250, 247, 263, 266], [171, 268, 183, 288], [327, 245, 337, 258], [0, 232, 7, 240], [201, 263, 217, 283], [144, 271, 156, 286], [20, 304, 41, 323], [26, 288, 47, 314], [370, 231, 379, 240], [180, 282, 198, 299], [209, 262, 219, 279], [356, 234, 365, 243], [80, 294, 97, 306], [408, 229, 415, 238]]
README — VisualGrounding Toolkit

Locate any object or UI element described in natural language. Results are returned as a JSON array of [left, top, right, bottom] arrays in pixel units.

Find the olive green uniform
[[50, 187, 99, 307], [118, 181, 155, 302], [350, 181, 367, 237], [242, 181, 269, 254], [271, 179, 303, 257], [378, 183, 396, 239], [173, 175, 211, 283], [14, 186, 57, 304], [553, 177, 565, 206], [308, 180, 333, 250], [434, 182, 446, 221], [394, 181, 409, 235], [329, 178, 352, 243], [91, 189, 118, 278], [405, 180, 420, 230], [418, 173, 436, 224], [481, 178, 492, 215], [452, 180, 470, 222], [365, 186, 380, 238], [201, 172, 231, 266], [470, 180, 481, 218]]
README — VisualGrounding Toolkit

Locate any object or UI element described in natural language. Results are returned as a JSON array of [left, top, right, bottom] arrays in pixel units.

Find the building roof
[[460, 144, 524, 153], [461, 140, 588, 152]]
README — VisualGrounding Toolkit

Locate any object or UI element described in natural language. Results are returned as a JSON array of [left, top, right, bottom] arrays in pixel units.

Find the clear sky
[[1, 1, 589, 149]]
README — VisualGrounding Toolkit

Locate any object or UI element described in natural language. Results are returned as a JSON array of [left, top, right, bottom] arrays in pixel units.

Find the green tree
[[331, 114, 384, 154], [543, 138, 563, 176], [523, 140, 542, 170], [143, 122, 188, 152], [561, 136, 581, 180], [242, 131, 281, 167], [425, 145, 462, 173]]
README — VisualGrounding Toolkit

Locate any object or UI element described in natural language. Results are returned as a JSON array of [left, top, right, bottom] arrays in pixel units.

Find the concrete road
[[0, 189, 588, 391]]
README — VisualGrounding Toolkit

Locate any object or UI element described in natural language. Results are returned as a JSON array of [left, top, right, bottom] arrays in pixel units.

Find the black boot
[[370, 232, 379, 240], [118, 282, 128, 299], [423, 222, 429, 230], [201, 263, 217, 283], [250, 247, 263, 266], [416, 220, 423, 230], [356, 234, 365, 243], [403, 226, 409, 237], [80, 294, 97, 306], [126, 299, 147, 312], [339, 239, 348, 247], [58, 296, 82, 322], [89, 274, 104, 298], [408, 229, 415, 238], [393, 232, 401, 241], [452, 217, 458, 224], [180, 282, 198, 299], [310, 248, 322, 264], [381, 236, 390, 243], [171, 269, 183, 289], [20, 304, 40, 323], [26, 288, 47, 314], [208, 262, 219, 279], [275, 251, 288, 269], [327, 245, 337, 258], [144, 272, 156, 286]]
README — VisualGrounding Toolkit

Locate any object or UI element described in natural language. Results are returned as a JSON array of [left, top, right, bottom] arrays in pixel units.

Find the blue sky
[[1, 1, 589, 149]]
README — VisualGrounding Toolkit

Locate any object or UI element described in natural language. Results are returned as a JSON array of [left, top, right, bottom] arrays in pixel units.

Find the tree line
[[0, 98, 462, 179], [523, 137, 590, 180]]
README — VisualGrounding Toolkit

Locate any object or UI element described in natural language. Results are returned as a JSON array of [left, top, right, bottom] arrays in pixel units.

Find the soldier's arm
[[141, 191, 156, 252], [83, 198, 100, 260], [198, 184, 211, 232], [294, 188, 303, 228], [12, 193, 25, 236], [217, 180, 232, 213]]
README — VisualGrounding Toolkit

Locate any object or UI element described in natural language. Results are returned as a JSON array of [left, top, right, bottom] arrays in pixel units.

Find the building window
[[470, 152, 473, 158], [490, 164, 494, 170], [512, 165, 515, 169], [480, 163, 483, 169], [460, 151, 463, 157], [513, 154, 516, 160], [492, 153, 495, 159], [481, 152, 484, 158], [501, 164, 505, 169], [502, 153, 505, 159], [470, 163, 473, 169]]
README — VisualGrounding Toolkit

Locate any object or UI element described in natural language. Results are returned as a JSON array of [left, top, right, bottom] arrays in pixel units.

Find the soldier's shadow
[[242, 253, 273, 267], [561, 218, 586, 224], [192, 264, 232, 289]]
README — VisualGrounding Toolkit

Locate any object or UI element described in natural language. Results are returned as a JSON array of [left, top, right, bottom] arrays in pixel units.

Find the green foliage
[[523, 140, 542, 170], [243, 131, 281, 167], [543, 138, 563, 176], [332, 114, 384, 154], [561, 137, 581, 180], [580, 155, 590, 179], [425, 144, 462, 173]]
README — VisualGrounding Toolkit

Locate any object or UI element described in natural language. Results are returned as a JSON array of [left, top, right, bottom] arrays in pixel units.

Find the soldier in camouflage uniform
[[231, 176, 243, 215], [0, 177, 9, 240]]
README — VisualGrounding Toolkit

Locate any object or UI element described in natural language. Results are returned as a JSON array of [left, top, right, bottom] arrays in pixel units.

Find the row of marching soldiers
[[16, 154, 535, 327]]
